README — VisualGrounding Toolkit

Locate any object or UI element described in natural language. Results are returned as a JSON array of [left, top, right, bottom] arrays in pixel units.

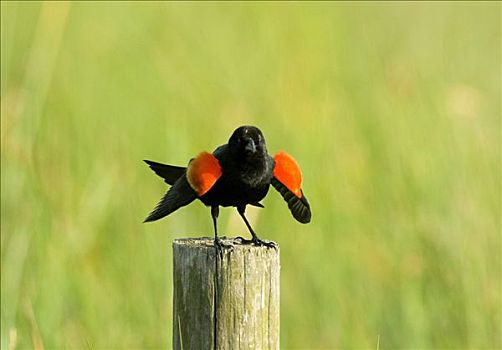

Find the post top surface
[[173, 237, 279, 250]]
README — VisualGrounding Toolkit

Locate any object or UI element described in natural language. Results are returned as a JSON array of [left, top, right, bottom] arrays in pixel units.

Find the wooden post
[[173, 237, 280, 350]]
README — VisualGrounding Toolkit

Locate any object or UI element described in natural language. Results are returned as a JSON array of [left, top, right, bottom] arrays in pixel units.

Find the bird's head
[[229, 125, 268, 161]]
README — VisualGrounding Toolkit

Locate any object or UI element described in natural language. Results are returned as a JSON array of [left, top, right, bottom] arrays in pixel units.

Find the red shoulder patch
[[186, 152, 222, 196], [273, 151, 302, 198]]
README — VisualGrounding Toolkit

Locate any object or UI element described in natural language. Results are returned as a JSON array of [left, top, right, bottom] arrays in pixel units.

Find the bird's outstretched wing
[[143, 160, 186, 186], [144, 175, 197, 222], [144, 152, 222, 222], [271, 151, 311, 223], [185, 151, 222, 196]]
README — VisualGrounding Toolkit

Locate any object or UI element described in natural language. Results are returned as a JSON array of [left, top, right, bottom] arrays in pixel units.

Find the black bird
[[144, 125, 311, 252]]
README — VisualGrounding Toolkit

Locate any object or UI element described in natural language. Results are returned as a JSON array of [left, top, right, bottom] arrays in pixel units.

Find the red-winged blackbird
[[144, 125, 311, 252]]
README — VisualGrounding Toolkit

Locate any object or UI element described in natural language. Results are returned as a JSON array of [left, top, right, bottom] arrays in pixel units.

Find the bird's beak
[[244, 139, 256, 154]]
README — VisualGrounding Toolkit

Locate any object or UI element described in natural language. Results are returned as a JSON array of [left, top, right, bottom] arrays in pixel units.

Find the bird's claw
[[257, 239, 278, 250], [235, 236, 277, 250], [214, 238, 233, 258], [235, 236, 249, 243]]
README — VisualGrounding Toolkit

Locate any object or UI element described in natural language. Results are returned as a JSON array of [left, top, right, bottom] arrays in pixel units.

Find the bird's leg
[[212, 206, 232, 258], [235, 206, 277, 249]]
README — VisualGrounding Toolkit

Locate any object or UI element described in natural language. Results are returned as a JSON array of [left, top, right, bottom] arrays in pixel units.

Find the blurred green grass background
[[1, 2, 500, 349]]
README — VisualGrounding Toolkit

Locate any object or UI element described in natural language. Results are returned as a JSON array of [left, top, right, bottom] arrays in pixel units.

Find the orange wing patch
[[273, 151, 302, 198], [186, 152, 222, 196]]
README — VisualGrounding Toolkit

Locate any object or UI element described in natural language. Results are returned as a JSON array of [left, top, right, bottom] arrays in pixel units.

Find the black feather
[[250, 202, 265, 208], [144, 160, 186, 186], [271, 177, 311, 223], [144, 175, 197, 222]]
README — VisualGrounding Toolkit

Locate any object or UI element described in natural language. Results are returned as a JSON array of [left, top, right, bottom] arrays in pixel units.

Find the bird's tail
[[144, 160, 186, 186]]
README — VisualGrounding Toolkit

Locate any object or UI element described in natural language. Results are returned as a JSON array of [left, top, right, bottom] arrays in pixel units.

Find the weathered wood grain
[[173, 237, 280, 350]]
